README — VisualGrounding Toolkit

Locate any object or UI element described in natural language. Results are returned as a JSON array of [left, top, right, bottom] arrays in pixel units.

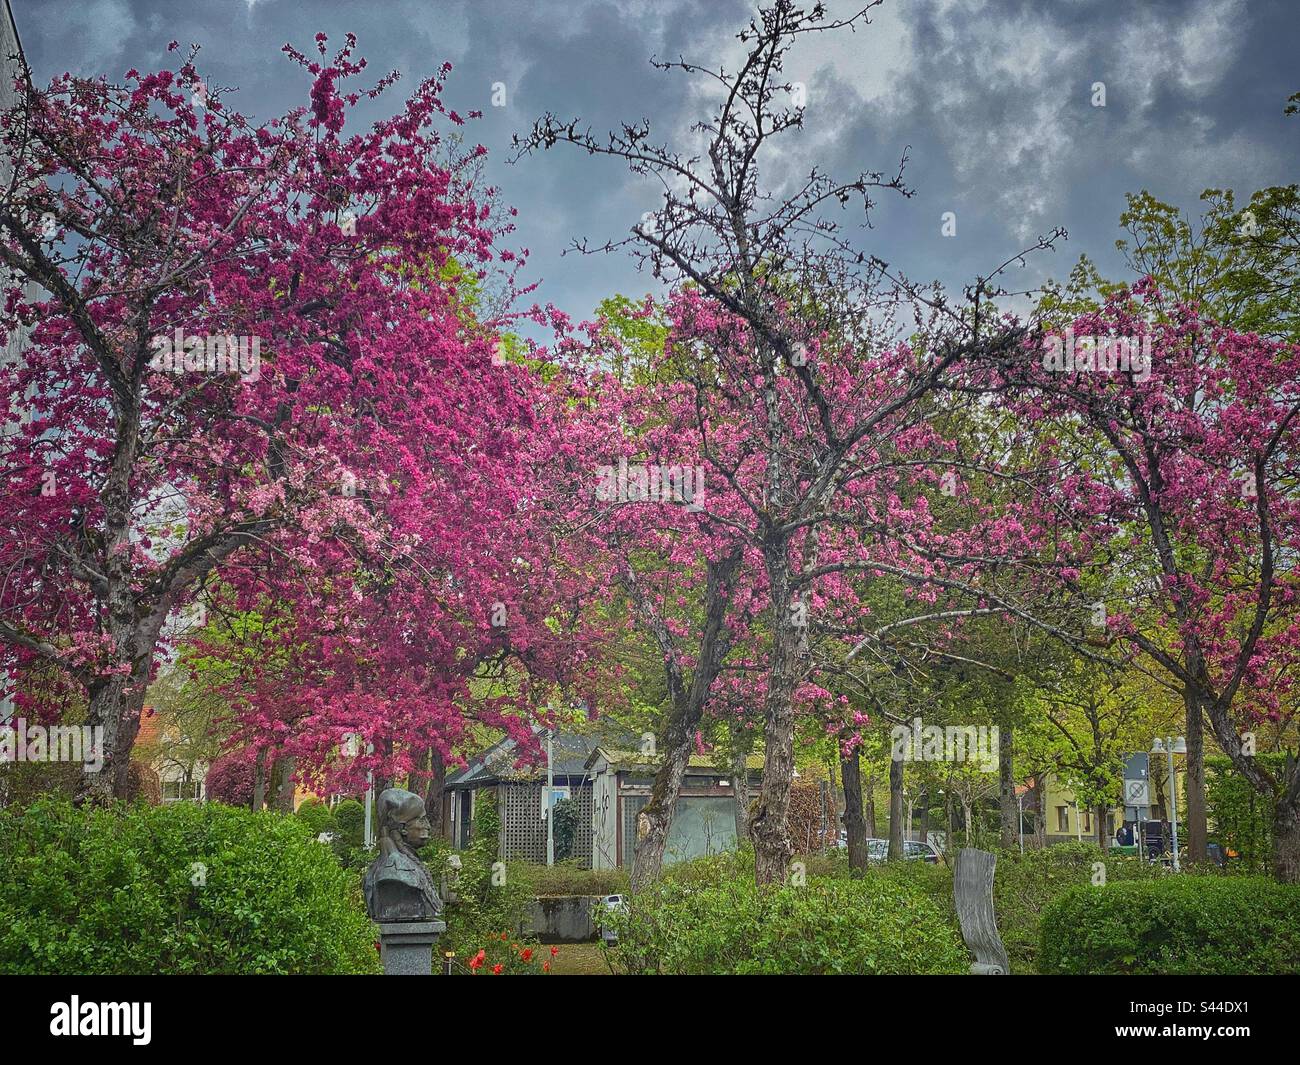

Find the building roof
[[133, 707, 163, 748], [585, 745, 765, 774], [446, 724, 639, 788]]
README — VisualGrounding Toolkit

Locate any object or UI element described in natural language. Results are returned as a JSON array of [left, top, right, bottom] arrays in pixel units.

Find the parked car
[[836, 837, 942, 863], [903, 840, 941, 864], [598, 893, 626, 944]]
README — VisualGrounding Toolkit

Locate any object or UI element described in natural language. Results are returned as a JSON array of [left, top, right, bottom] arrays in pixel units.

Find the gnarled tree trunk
[[732, 740, 752, 841], [841, 745, 868, 872], [629, 549, 742, 893], [1183, 688, 1207, 864]]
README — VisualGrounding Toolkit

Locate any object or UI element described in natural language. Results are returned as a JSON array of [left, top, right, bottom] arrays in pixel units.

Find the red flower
[[468, 949, 485, 971], [521, 948, 533, 962], [550, 945, 559, 956], [492, 963, 503, 975], [543, 961, 551, 973]]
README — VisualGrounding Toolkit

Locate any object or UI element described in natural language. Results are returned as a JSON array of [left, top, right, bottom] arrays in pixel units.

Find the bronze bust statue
[[363, 789, 443, 922]]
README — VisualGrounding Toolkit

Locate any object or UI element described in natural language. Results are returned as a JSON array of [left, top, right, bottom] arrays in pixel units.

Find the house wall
[[591, 766, 618, 870], [615, 773, 741, 868], [1041, 770, 1184, 845]]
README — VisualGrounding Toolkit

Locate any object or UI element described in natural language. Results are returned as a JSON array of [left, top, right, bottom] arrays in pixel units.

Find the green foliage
[[595, 294, 671, 385], [509, 860, 629, 897], [0, 799, 380, 974], [606, 851, 967, 975], [1041, 182, 1300, 342], [438, 792, 535, 966], [550, 797, 579, 863], [1206, 753, 1287, 873], [992, 842, 1160, 974], [294, 797, 335, 838], [1040, 876, 1300, 974], [331, 798, 365, 850]]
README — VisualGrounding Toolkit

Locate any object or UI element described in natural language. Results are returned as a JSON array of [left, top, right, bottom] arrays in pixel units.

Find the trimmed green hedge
[[1039, 875, 1300, 974], [0, 799, 380, 974], [508, 860, 629, 897], [607, 850, 967, 975], [993, 842, 1160, 973]]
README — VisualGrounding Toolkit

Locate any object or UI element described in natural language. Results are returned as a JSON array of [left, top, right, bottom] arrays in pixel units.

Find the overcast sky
[[14, 0, 1300, 324]]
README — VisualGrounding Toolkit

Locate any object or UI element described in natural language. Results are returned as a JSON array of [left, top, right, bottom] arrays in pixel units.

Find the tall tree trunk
[[841, 746, 867, 872], [945, 788, 956, 858], [865, 771, 877, 838], [751, 542, 803, 886], [1095, 802, 1109, 850], [252, 747, 266, 811], [998, 724, 1016, 848], [629, 549, 742, 892], [1274, 781, 1300, 884], [732, 740, 752, 841], [1032, 773, 1047, 848], [1183, 689, 1207, 864], [887, 754, 904, 859], [422, 747, 446, 838], [276, 754, 296, 811], [80, 617, 158, 801], [917, 787, 930, 849], [631, 737, 692, 892]]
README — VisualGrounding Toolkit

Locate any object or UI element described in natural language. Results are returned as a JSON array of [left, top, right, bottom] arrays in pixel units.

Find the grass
[[548, 941, 613, 975]]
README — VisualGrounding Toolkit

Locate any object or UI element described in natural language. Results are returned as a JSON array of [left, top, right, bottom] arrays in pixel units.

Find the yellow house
[[1040, 767, 1184, 845]]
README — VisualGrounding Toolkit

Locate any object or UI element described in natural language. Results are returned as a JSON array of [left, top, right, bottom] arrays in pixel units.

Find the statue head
[[376, 788, 431, 855]]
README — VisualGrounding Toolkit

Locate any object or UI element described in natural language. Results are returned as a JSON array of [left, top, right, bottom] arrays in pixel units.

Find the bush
[[295, 797, 335, 838], [204, 748, 258, 807], [607, 852, 967, 975], [0, 798, 380, 974], [125, 761, 162, 805], [510, 860, 629, 897], [991, 842, 1160, 974], [440, 792, 538, 970], [550, 797, 579, 863], [1040, 875, 1300, 974]]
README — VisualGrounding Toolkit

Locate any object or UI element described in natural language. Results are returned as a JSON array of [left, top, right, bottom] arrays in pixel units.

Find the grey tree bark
[[629, 549, 743, 893], [887, 754, 905, 860], [998, 724, 1016, 849], [841, 745, 868, 872]]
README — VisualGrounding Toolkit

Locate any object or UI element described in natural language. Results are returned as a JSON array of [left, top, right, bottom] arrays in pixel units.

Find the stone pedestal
[[376, 919, 446, 975]]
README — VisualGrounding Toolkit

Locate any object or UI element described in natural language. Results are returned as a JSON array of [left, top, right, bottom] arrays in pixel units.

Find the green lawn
[[549, 941, 613, 975]]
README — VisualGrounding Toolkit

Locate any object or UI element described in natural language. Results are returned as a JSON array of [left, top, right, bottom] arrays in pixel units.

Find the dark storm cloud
[[13, 0, 1299, 323]]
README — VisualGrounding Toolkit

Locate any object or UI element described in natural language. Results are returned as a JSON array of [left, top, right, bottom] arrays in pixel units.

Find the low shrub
[[992, 842, 1160, 974], [0, 798, 380, 974], [1039, 875, 1300, 974], [607, 853, 967, 975], [329, 798, 368, 867], [203, 748, 257, 807], [509, 860, 629, 897], [440, 793, 537, 970], [294, 797, 335, 838]]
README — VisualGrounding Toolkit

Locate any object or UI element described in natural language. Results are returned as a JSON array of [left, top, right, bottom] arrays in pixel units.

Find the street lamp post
[[546, 728, 555, 867], [1017, 790, 1025, 854], [1151, 736, 1187, 872]]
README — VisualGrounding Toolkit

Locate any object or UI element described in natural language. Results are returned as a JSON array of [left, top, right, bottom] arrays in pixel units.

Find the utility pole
[[546, 728, 555, 866]]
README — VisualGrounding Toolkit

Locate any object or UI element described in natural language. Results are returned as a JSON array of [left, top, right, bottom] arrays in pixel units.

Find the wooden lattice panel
[[500, 782, 595, 865]]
